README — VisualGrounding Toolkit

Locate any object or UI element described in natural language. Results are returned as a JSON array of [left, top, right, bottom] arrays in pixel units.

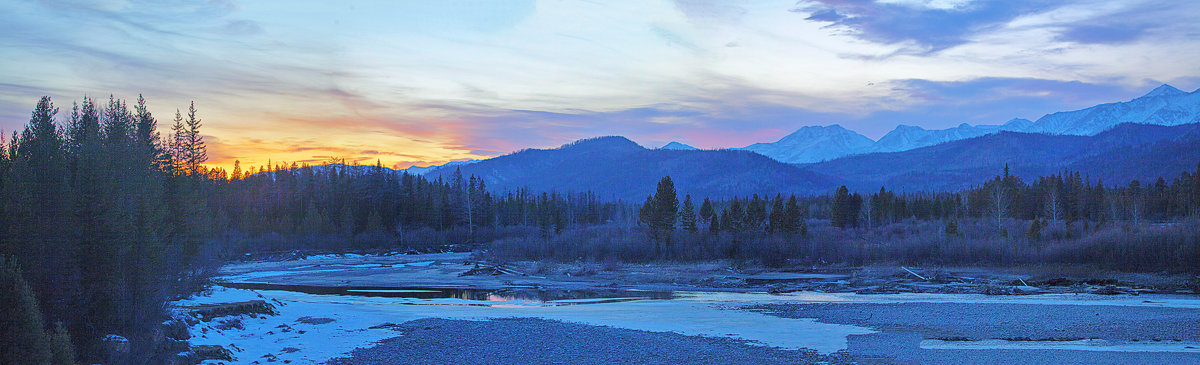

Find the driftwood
[[900, 266, 928, 281], [460, 263, 536, 277]]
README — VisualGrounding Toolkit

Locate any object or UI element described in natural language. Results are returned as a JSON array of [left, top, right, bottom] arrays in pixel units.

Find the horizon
[[3, 1, 1199, 172]]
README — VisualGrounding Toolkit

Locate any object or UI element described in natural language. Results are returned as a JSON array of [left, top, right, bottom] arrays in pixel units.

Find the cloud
[[794, 0, 1056, 53], [223, 20, 263, 36], [2, 0, 1199, 173], [1049, 2, 1194, 45]]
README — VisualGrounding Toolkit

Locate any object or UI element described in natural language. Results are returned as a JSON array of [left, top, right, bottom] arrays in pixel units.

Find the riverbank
[[215, 251, 1199, 296], [172, 252, 1200, 364]]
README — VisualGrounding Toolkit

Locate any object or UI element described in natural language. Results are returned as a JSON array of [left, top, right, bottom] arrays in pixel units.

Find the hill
[[425, 136, 835, 200], [802, 123, 1200, 192]]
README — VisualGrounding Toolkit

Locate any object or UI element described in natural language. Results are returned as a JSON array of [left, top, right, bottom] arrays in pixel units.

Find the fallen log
[[900, 266, 928, 281]]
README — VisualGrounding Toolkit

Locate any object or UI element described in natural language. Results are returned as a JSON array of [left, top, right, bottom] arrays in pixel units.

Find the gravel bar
[[326, 317, 853, 365], [758, 302, 1200, 365]]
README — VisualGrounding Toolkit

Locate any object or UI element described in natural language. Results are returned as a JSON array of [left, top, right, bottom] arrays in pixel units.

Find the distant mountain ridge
[[659, 141, 698, 150], [741, 125, 875, 163], [803, 122, 1200, 192], [424, 136, 834, 200], [743, 84, 1200, 163]]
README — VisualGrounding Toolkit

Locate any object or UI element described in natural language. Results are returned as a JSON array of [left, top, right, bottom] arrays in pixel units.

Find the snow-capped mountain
[[659, 141, 698, 150], [746, 84, 1199, 164], [739, 125, 875, 164], [1023, 84, 1200, 135], [871, 118, 1031, 153], [401, 159, 479, 176]]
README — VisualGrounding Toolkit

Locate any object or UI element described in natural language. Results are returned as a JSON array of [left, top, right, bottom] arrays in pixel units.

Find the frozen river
[[173, 254, 1200, 364]]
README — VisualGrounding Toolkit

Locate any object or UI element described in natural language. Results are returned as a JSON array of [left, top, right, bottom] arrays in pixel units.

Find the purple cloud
[[795, 0, 1057, 53]]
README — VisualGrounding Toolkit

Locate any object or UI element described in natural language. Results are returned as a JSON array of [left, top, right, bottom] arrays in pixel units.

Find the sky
[[1, 0, 1199, 171]]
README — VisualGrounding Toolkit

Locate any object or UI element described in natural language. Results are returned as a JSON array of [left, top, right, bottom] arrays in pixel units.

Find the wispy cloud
[[1, 0, 1197, 171]]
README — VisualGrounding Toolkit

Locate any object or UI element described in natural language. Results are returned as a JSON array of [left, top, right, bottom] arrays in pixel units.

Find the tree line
[[0, 94, 628, 363], [633, 161, 1200, 240], [1, 95, 211, 363]]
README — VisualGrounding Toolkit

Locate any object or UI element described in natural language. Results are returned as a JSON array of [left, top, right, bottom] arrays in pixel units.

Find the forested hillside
[[803, 123, 1200, 192], [424, 136, 834, 200]]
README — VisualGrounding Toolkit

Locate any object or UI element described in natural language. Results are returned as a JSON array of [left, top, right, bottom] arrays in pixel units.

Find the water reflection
[[218, 282, 673, 305]]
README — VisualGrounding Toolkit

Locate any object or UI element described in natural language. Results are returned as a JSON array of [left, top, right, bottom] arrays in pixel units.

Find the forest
[[1, 94, 1199, 363]]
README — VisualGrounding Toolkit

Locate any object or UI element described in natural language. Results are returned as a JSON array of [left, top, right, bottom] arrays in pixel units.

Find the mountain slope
[[1024, 85, 1200, 135], [740, 125, 875, 163], [747, 84, 1200, 163], [425, 136, 835, 200], [872, 118, 1031, 153], [801, 123, 1200, 192]]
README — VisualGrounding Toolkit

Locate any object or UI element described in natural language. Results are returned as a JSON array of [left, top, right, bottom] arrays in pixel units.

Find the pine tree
[[699, 197, 714, 225], [0, 257, 61, 364], [745, 194, 766, 232], [679, 194, 698, 233], [183, 101, 207, 175], [832, 186, 851, 229], [650, 176, 678, 243], [768, 194, 784, 233], [784, 195, 803, 235], [638, 195, 654, 227], [725, 198, 744, 232], [168, 109, 185, 172]]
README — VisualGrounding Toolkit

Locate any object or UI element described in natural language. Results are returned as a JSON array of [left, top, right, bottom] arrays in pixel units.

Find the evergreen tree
[[723, 198, 744, 232], [768, 194, 784, 233], [183, 101, 207, 175], [699, 197, 714, 225], [638, 195, 654, 227], [0, 256, 74, 364], [679, 194, 698, 233], [831, 186, 851, 229], [745, 194, 767, 232], [784, 195, 803, 235], [649, 176, 678, 243]]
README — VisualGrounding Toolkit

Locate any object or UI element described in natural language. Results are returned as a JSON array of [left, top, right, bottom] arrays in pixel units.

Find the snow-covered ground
[[174, 287, 875, 364], [173, 285, 1200, 364], [177, 253, 1200, 364]]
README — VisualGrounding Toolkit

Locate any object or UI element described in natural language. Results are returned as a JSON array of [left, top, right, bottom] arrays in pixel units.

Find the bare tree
[[991, 182, 1009, 228]]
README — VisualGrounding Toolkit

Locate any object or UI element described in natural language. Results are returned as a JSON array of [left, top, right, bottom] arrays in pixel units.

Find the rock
[[179, 300, 277, 321], [1012, 286, 1046, 294], [192, 344, 234, 362], [297, 316, 336, 324], [156, 338, 191, 354], [167, 351, 198, 365], [102, 334, 131, 364], [981, 285, 1013, 295], [1091, 285, 1127, 295], [160, 318, 191, 340]]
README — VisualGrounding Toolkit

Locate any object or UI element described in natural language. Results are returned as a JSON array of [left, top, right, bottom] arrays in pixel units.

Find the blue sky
[[1, 0, 1198, 169]]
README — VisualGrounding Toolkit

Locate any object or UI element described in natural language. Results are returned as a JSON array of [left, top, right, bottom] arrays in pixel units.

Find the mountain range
[[742, 84, 1200, 163], [288, 84, 1200, 198], [804, 122, 1200, 192], [424, 136, 833, 200]]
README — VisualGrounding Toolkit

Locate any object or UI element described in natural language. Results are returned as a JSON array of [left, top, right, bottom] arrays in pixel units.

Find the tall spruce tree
[[679, 194, 698, 233], [768, 194, 784, 233], [698, 197, 714, 226], [649, 176, 678, 243], [832, 186, 851, 229]]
